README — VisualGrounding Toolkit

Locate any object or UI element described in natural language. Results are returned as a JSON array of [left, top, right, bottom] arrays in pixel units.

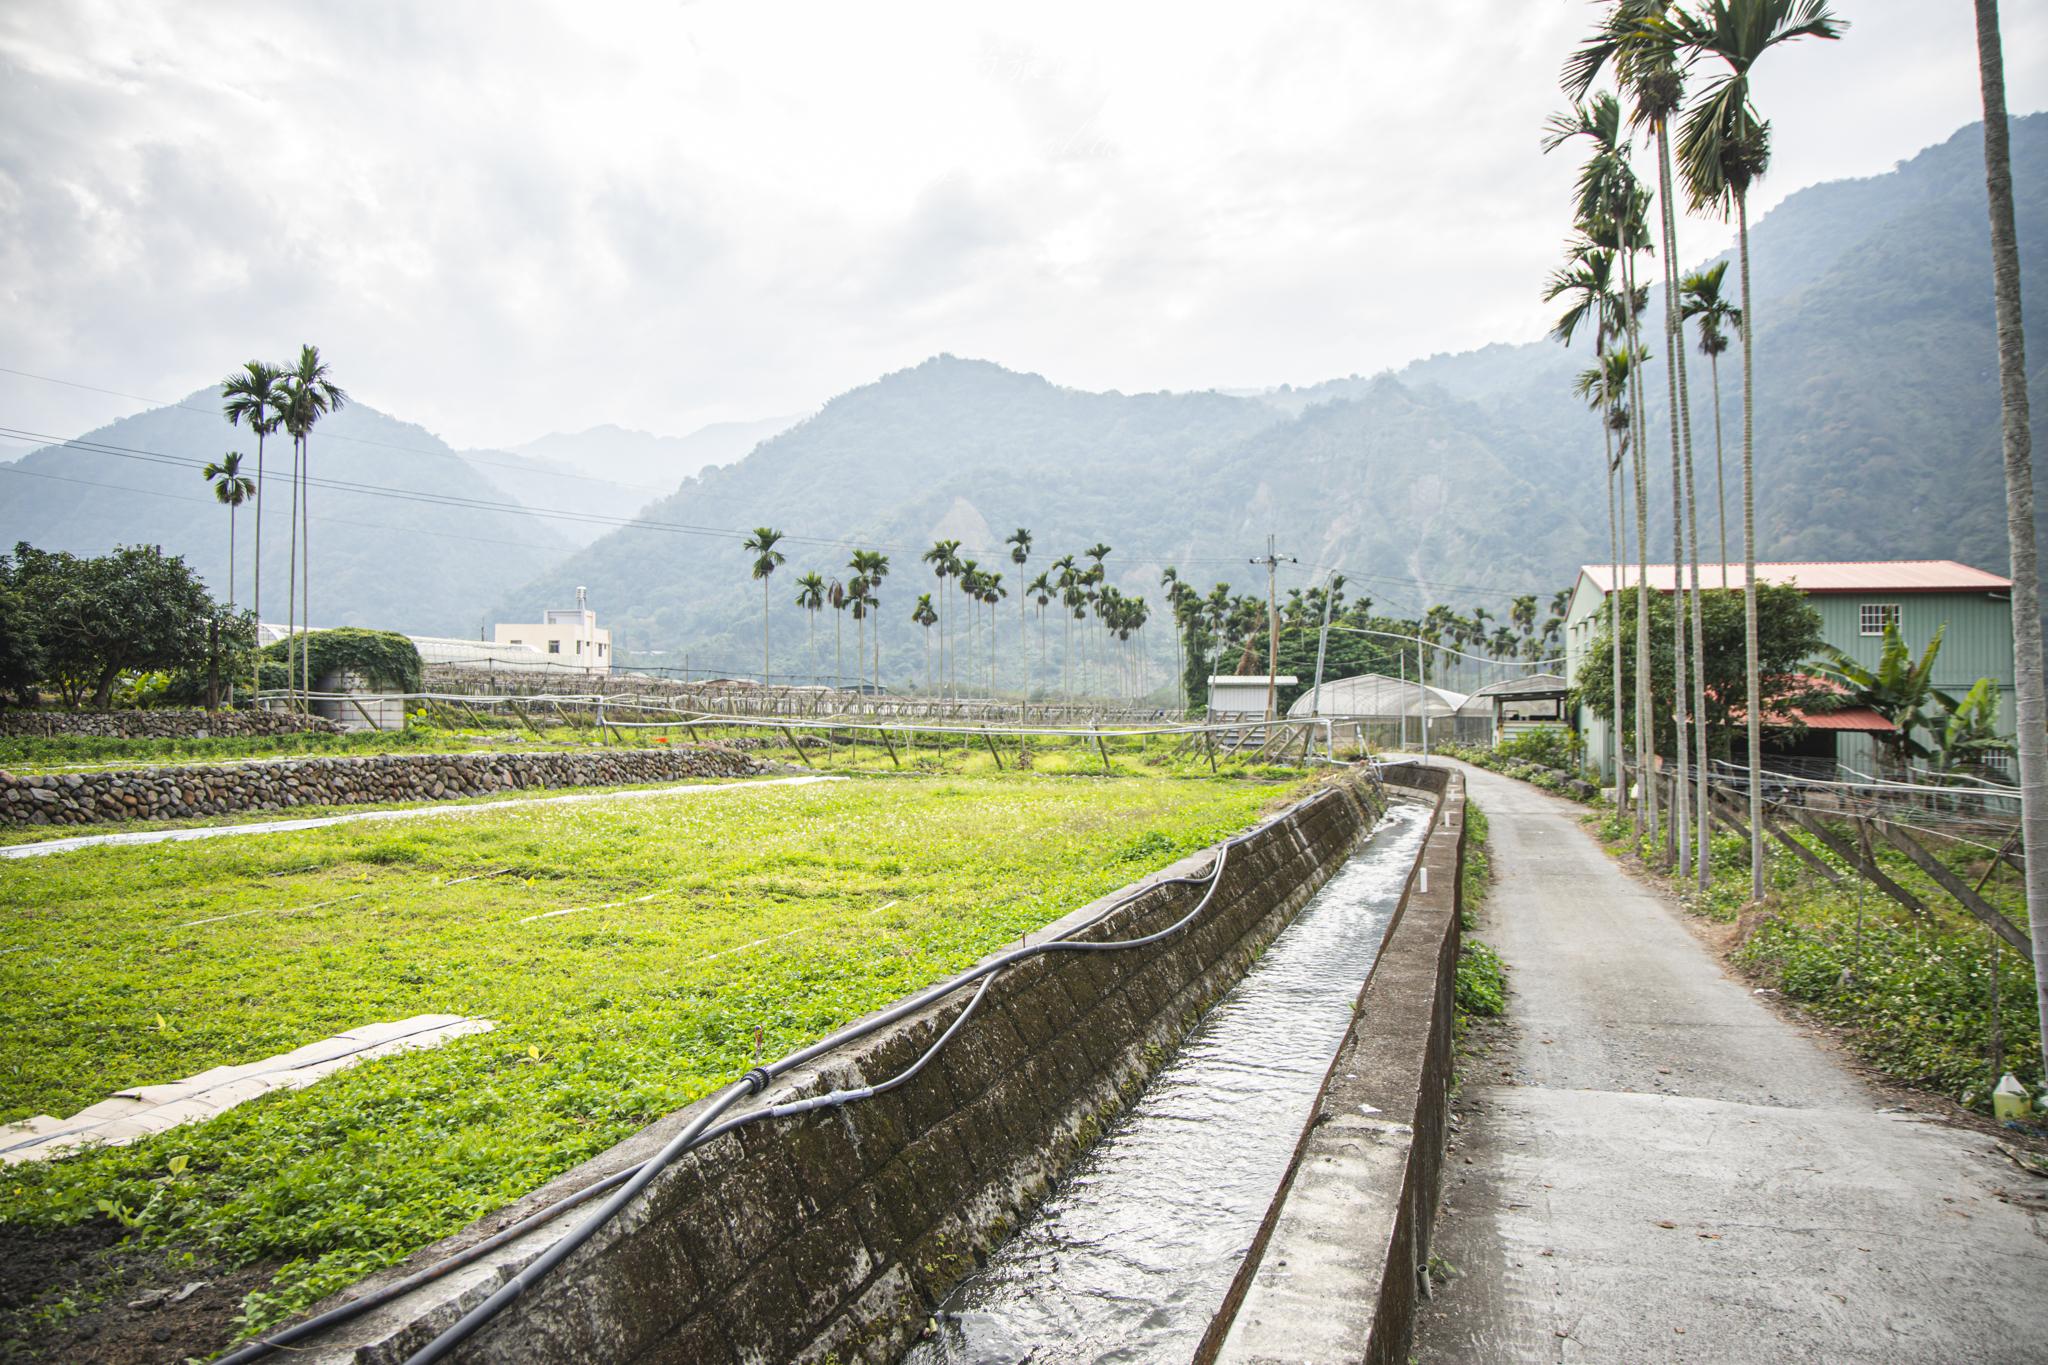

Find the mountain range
[[0, 113, 2039, 683]]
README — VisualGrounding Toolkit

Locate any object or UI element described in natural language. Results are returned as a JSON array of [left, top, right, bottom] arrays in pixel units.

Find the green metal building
[[1562, 559, 2016, 778]]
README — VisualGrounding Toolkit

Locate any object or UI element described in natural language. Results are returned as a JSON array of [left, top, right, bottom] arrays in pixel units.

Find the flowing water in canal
[[903, 799, 1433, 1365]]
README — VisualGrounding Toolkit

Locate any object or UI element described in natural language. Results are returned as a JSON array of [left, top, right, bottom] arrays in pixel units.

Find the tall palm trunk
[[300, 435, 311, 703], [252, 428, 266, 702], [1738, 187, 1764, 901], [1655, 121, 1693, 877], [1624, 246, 1656, 844], [1607, 411, 1628, 815], [1711, 351, 1729, 588], [761, 579, 772, 686], [1063, 611, 1073, 708], [834, 613, 843, 693], [1974, 0, 2048, 1069], [286, 436, 300, 710], [1019, 592, 1028, 702]]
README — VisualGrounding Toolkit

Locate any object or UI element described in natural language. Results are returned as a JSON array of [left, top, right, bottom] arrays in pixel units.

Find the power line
[[2, 364, 1566, 607], [0, 463, 559, 556]]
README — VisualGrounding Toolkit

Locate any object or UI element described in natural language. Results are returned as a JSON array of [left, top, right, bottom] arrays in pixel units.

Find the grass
[[1454, 802, 1504, 1024], [0, 771, 1302, 1337]]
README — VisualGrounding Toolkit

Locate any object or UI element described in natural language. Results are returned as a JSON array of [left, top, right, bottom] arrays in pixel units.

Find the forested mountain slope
[[0, 398, 567, 637], [522, 116, 2043, 681]]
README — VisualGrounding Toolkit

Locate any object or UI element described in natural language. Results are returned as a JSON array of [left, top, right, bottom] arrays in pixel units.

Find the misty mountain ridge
[[0, 113, 2038, 682], [515, 113, 2043, 679]]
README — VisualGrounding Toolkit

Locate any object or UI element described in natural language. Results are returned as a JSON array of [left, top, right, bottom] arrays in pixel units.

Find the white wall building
[[494, 588, 613, 675]]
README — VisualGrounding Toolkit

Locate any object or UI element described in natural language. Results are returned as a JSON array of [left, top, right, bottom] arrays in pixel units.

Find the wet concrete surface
[[1414, 762, 2048, 1364], [903, 802, 1433, 1365]]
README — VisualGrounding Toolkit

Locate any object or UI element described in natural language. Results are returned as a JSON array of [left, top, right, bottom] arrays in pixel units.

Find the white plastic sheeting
[[1286, 672, 1468, 719]]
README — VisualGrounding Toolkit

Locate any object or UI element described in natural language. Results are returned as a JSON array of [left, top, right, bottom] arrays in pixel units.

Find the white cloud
[[0, 0, 2041, 450]]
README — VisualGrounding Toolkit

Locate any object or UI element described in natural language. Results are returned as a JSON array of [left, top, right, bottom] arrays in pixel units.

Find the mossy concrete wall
[[1200, 762, 1466, 1365], [294, 772, 1399, 1365]]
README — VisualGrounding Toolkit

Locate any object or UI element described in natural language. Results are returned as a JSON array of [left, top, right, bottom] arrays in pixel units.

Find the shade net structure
[[1285, 672, 1484, 752]]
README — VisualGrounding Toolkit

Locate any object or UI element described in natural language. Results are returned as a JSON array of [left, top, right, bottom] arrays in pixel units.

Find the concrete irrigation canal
[[272, 764, 1467, 1364], [907, 803, 1433, 1364]]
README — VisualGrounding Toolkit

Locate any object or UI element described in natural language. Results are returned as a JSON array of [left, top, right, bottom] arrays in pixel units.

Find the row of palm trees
[[214, 346, 347, 704], [1543, 0, 1843, 900], [740, 530, 1163, 703]]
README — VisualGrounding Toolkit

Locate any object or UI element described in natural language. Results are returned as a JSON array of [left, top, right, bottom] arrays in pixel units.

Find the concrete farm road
[[1414, 761, 2047, 1364]]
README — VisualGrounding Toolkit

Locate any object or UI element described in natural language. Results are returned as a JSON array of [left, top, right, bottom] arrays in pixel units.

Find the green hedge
[[261, 629, 423, 692]]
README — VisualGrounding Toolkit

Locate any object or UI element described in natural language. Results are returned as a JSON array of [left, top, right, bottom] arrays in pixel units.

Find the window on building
[[548, 640, 561, 654], [508, 638, 521, 645], [598, 643, 606, 656], [1860, 603, 1900, 636]]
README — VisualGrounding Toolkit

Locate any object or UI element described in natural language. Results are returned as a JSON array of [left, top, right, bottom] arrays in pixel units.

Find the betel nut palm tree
[[1007, 527, 1032, 698], [923, 539, 960, 702], [852, 550, 890, 692], [1547, 94, 1658, 841], [220, 360, 285, 699], [1972, 0, 2048, 1071], [795, 571, 826, 677], [202, 452, 255, 613], [912, 593, 938, 691], [743, 527, 786, 686], [276, 345, 347, 707], [1680, 261, 1742, 584], [1662, 0, 1844, 899]]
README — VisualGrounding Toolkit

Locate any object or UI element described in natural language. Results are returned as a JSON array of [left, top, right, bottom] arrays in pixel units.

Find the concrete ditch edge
[[286, 770, 1403, 1365], [1200, 761, 1465, 1365]]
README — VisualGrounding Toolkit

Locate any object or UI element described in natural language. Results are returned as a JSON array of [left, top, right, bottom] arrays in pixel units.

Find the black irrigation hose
[[221, 788, 1336, 1364]]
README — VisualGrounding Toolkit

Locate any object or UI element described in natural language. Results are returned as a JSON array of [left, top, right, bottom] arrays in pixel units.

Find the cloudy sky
[[2, 0, 2041, 451]]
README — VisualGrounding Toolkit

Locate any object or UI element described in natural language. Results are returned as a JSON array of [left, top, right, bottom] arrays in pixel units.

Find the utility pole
[[1311, 576, 1336, 756], [1249, 536, 1296, 721]]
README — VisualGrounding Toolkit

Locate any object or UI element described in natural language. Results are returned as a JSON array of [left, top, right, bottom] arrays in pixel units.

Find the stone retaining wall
[[0, 708, 343, 740], [294, 771, 1409, 1365], [1202, 763, 1466, 1365], [0, 747, 764, 827]]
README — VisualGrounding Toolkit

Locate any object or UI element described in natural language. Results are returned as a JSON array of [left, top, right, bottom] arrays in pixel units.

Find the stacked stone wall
[[0, 746, 763, 827], [0, 709, 343, 740]]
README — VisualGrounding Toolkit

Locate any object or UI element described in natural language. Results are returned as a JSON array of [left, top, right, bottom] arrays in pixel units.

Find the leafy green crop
[[0, 773, 1296, 1334]]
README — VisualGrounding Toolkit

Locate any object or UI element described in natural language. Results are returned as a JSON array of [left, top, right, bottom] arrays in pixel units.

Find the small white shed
[[1207, 674, 1297, 721]]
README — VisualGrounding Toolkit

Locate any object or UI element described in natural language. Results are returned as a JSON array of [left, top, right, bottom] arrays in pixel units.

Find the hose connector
[[742, 1067, 772, 1094]]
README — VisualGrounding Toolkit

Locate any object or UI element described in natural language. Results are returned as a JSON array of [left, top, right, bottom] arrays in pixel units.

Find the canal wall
[[289, 770, 1414, 1365], [0, 746, 764, 826], [1200, 760, 1466, 1365]]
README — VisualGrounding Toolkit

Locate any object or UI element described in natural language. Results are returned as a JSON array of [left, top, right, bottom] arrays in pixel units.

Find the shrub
[[1456, 939, 1507, 1018], [260, 629, 424, 692], [1494, 725, 1581, 771]]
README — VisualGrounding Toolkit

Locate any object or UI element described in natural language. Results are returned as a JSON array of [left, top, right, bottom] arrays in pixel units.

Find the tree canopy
[[3, 542, 239, 708], [1572, 583, 1830, 759]]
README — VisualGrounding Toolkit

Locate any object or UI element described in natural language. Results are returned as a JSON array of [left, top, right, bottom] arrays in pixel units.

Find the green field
[[0, 771, 1299, 1335]]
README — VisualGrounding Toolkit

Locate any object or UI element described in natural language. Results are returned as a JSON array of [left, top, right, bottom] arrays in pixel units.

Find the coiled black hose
[[219, 789, 1337, 1364]]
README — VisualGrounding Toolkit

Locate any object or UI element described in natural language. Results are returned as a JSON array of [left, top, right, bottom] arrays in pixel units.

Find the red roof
[[1799, 706, 1897, 733], [1734, 676, 1898, 733], [1581, 560, 2010, 594]]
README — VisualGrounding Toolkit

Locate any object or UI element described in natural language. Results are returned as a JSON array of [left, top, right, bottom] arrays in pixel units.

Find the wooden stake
[[1787, 809, 1932, 920], [1874, 819, 2032, 954]]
